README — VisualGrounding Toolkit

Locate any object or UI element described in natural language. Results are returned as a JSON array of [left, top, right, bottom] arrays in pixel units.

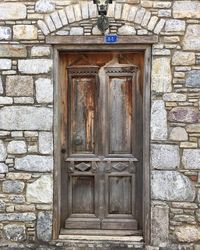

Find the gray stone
[[27, 175, 53, 203], [152, 57, 172, 93], [173, 214, 195, 224], [186, 70, 200, 88], [151, 203, 169, 246], [152, 171, 196, 201], [169, 127, 188, 141], [15, 155, 53, 172], [0, 200, 5, 212], [0, 3, 26, 20], [4, 224, 26, 242], [0, 163, 8, 173], [173, 1, 200, 19], [172, 52, 195, 66], [165, 19, 185, 32], [0, 140, 7, 161], [0, 106, 53, 130], [174, 226, 200, 242], [7, 141, 27, 154], [31, 46, 50, 57], [70, 27, 84, 35], [163, 93, 187, 102], [0, 97, 13, 105], [0, 45, 27, 58], [118, 25, 136, 35], [0, 213, 36, 221], [6, 76, 33, 97], [2, 180, 25, 194], [0, 76, 3, 94], [182, 149, 200, 169], [151, 144, 180, 170], [169, 107, 200, 123], [183, 25, 200, 51], [0, 59, 11, 70], [18, 59, 52, 74], [0, 27, 11, 40], [9, 195, 25, 204], [37, 20, 50, 36], [151, 100, 167, 140], [39, 132, 53, 154], [35, 78, 53, 103], [35, 0, 55, 14], [37, 211, 52, 241], [13, 25, 37, 40]]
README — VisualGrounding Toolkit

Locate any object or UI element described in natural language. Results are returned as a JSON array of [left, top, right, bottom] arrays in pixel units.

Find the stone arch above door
[[37, 2, 166, 36]]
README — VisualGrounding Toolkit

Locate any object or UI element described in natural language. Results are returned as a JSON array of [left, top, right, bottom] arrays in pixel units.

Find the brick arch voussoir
[[37, 2, 165, 36]]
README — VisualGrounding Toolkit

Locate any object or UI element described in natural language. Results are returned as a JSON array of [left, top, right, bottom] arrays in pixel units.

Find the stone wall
[[0, 0, 200, 249]]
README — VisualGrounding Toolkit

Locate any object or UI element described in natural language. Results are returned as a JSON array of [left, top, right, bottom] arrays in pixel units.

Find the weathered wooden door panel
[[62, 53, 143, 233]]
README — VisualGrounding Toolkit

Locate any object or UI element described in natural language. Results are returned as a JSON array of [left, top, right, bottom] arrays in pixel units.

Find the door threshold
[[59, 229, 143, 242]]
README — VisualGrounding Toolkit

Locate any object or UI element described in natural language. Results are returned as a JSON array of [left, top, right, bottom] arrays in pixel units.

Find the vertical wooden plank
[[143, 46, 151, 244]]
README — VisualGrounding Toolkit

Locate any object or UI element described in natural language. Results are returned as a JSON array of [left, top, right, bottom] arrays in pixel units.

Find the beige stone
[[18, 59, 52, 74], [186, 124, 200, 133], [173, 1, 200, 19], [50, 12, 62, 29], [31, 46, 50, 57], [35, 78, 53, 103], [169, 127, 188, 141], [6, 76, 33, 97], [37, 20, 50, 35], [6, 173, 31, 180], [180, 142, 197, 148], [0, 45, 27, 58], [175, 225, 200, 242], [118, 25, 136, 35], [0, 3, 26, 20], [13, 25, 37, 40], [147, 16, 158, 31], [172, 51, 195, 66], [152, 57, 172, 93], [26, 175, 53, 203]]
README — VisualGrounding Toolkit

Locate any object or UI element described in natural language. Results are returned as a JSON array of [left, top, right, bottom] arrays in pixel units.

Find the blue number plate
[[105, 34, 118, 44]]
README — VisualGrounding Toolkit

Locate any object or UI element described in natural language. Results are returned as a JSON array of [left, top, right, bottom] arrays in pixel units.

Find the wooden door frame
[[52, 39, 152, 244]]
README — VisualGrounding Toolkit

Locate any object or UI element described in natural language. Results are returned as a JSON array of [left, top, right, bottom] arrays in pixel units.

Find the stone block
[[0, 213, 36, 221], [26, 175, 53, 203], [39, 132, 53, 154], [0, 59, 11, 70], [0, 3, 26, 20], [134, 8, 146, 25], [4, 224, 26, 242], [37, 211, 52, 241], [15, 155, 53, 172], [18, 59, 52, 74], [151, 100, 167, 140], [183, 25, 200, 51], [0, 45, 27, 58], [186, 124, 200, 133], [13, 25, 37, 40], [115, 3, 122, 19], [121, 3, 130, 20], [37, 20, 50, 35], [58, 9, 68, 26], [0, 27, 11, 40], [147, 16, 158, 31], [151, 144, 180, 169], [7, 141, 27, 154], [50, 12, 62, 29], [182, 149, 200, 169], [168, 107, 200, 123], [65, 5, 75, 23], [174, 226, 200, 242], [70, 27, 84, 35], [163, 93, 186, 102], [35, 78, 53, 103], [0, 106, 53, 130], [0, 163, 8, 174], [9, 195, 25, 204], [0, 97, 13, 105], [0, 140, 7, 161], [2, 180, 25, 194], [35, 0, 55, 14], [173, 1, 200, 18], [154, 19, 165, 34], [14, 97, 34, 104], [31, 46, 50, 57], [0, 76, 3, 94], [81, 1, 89, 19], [6, 76, 33, 97], [141, 11, 151, 27], [169, 127, 188, 141], [151, 203, 169, 246], [186, 70, 200, 88], [73, 4, 82, 22], [172, 52, 195, 66], [118, 25, 136, 35], [152, 57, 172, 93], [152, 171, 196, 201], [127, 6, 138, 22], [165, 19, 185, 32], [6, 173, 31, 180]]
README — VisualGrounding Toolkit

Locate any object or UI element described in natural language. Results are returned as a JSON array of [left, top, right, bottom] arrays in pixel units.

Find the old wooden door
[[62, 53, 143, 233]]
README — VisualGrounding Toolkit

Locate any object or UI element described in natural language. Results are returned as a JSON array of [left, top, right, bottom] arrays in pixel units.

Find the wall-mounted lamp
[[93, 0, 113, 34]]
